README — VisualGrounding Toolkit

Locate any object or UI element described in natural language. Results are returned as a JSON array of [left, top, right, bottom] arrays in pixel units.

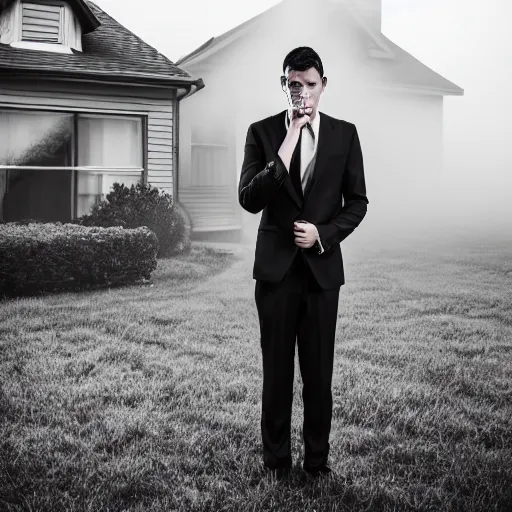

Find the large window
[[0, 109, 145, 223], [76, 114, 143, 217]]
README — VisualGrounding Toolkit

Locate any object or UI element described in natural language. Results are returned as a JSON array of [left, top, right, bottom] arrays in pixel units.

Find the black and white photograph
[[1, 0, 511, 510]]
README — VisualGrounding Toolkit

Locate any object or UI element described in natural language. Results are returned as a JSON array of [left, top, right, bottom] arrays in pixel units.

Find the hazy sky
[[94, 0, 447, 65]]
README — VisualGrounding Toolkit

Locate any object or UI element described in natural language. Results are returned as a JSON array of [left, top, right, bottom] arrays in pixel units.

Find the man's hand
[[288, 105, 313, 130], [294, 221, 318, 249]]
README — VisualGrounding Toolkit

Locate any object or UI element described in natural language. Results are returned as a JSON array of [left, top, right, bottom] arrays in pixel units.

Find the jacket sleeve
[[238, 122, 288, 214], [316, 125, 369, 252]]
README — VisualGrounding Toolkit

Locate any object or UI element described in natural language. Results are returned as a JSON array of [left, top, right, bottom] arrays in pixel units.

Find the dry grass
[[0, 237, 511, 511]]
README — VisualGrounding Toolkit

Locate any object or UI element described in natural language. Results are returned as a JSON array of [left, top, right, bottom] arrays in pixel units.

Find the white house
[[176, 0, 463, 242], [0, 0, 203, 223]]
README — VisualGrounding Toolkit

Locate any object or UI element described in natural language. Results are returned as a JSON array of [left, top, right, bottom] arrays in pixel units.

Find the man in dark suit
[[238, 47, 368, 479]]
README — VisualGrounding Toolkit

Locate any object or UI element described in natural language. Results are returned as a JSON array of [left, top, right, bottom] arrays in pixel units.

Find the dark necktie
[[289, 129, 303, 201], [305, 122, 315, 142], [302, 123, 316, 192]]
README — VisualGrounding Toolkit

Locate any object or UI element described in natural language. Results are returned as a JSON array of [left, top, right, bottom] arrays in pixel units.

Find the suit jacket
[[238, 109, 368, 289]]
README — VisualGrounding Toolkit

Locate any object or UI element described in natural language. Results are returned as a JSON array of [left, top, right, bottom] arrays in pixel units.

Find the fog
[[381, 0, 512, 243], [93, 0, 512, 246], [174, 0, 511, 248]]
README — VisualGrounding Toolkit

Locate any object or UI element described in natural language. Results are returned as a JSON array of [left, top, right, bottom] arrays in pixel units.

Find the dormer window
[[0, 0, 100, 54], [21, 2, 62, 44]]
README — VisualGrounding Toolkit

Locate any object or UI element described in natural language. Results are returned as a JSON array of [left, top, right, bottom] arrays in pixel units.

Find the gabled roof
[[176, 0, 395, 65], [176, 0, 463, 96], [371, 34, 463, 95], [0, 1, 200, 87]]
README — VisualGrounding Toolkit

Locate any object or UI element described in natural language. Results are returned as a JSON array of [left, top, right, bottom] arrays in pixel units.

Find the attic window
[[21, 2, 62, 44]]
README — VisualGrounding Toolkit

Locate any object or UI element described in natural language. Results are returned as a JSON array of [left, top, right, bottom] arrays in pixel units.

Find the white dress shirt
[[285, 110, 321, 185]]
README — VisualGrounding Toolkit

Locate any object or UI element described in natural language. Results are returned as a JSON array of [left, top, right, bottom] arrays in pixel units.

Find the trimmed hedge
[[74, 182, 191, 258], [0, 222, 158, 297]]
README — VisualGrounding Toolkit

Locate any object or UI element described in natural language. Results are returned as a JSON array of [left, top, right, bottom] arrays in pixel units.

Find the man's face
[[282, 66, 327, 118]]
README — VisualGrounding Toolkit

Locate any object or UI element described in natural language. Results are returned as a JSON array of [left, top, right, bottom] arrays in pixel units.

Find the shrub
[[74, 182, 191, 258], [0, 223, 158, 297]]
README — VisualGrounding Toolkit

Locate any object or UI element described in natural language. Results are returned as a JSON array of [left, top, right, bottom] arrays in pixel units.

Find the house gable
[[176, 0, 394, 66], [176, 0, 462, 96]]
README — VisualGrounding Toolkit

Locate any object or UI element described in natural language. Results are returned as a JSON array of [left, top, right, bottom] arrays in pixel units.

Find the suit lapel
[[303, 112, 332, 202]]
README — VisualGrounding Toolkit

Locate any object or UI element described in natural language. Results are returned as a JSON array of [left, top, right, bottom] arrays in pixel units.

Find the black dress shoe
[[303, 465, 333, 478]]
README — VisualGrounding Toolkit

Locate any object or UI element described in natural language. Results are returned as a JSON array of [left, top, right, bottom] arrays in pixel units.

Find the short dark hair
[[282, 46, 324, 78]]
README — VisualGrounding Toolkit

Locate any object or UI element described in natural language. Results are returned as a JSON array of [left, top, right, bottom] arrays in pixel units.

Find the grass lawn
[[0, 237, 511, 511]]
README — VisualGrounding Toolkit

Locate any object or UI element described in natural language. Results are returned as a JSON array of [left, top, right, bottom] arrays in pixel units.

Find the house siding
[[0, 79, 175, 195]]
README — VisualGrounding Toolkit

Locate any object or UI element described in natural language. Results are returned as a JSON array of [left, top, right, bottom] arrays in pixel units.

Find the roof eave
[[176, 30, 246, 68], [366, 81, 464, 96], [0, 67, 203, 88], [176, 37, 214, 66]]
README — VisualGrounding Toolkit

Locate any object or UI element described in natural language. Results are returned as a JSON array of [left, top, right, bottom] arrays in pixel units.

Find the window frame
[[0, 106, 148, 220]]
